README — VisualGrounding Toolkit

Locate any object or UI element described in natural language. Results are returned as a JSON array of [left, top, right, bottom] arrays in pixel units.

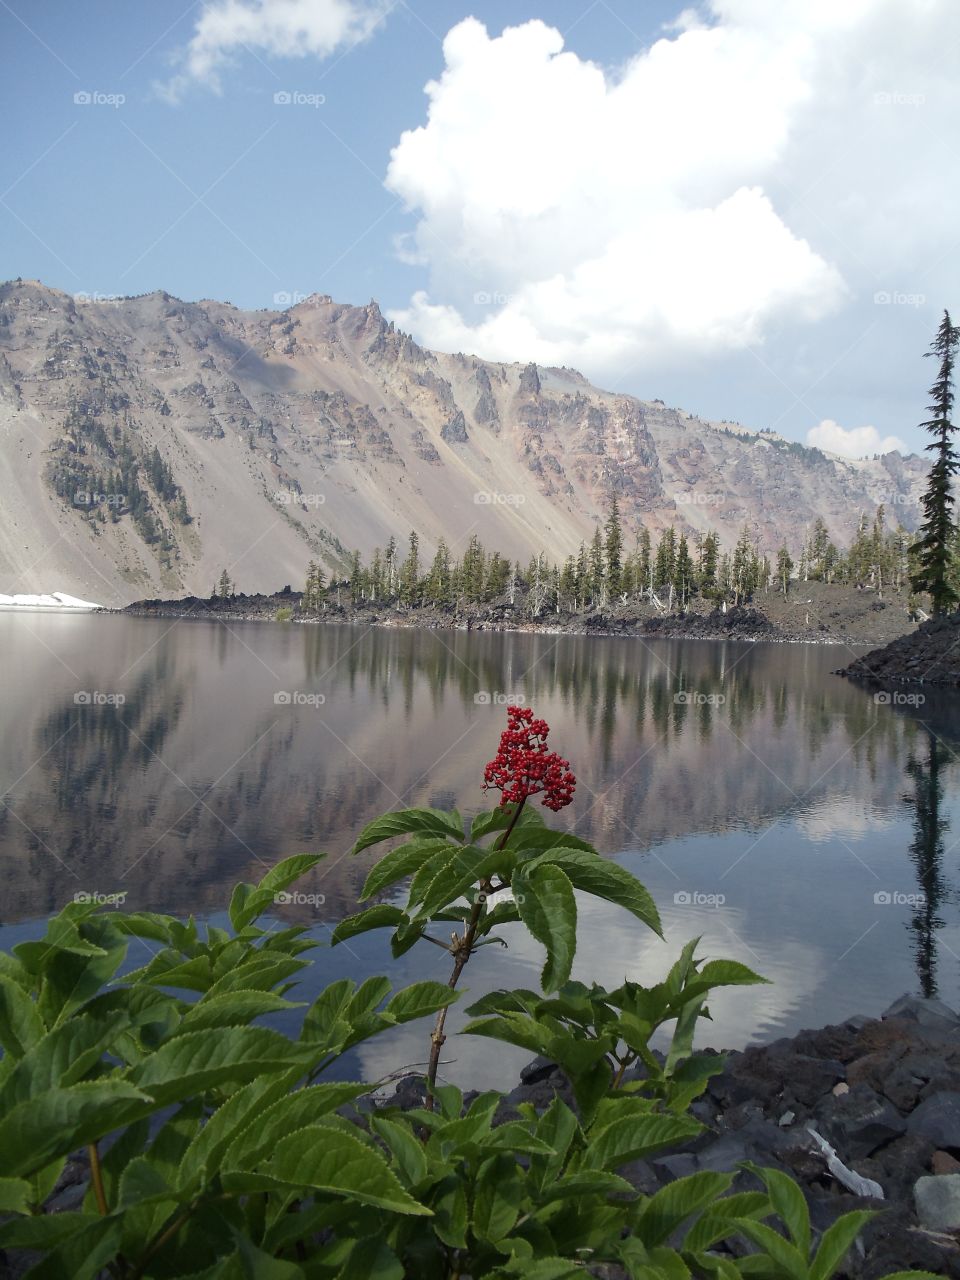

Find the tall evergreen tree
[[604, 496, 623, 599], [911, 310, 960, 614]]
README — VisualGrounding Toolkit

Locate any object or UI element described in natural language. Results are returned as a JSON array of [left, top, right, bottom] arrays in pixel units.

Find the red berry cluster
[[482, 706, 576, 811]]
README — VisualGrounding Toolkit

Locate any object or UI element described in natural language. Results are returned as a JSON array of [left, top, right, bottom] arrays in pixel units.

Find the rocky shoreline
[[117, 588, 917, 649], [19, 994, 960, 1278], [840, 610, 960, 688]]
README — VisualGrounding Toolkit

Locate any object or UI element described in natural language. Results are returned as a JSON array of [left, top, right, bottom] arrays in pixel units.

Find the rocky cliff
[[0, 279, 926, 605]]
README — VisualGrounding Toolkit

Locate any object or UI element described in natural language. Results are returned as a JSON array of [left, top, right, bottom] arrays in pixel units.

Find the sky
[[2, 0, 959, 457]]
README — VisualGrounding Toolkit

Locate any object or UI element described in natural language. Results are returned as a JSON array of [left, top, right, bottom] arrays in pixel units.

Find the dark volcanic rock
[[814, 1084, 907, 1159], [907, 1091, 960, 1147]]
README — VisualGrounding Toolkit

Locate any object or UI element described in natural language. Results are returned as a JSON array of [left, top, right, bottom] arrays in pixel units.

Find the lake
[[2, 613, 958, 1089]]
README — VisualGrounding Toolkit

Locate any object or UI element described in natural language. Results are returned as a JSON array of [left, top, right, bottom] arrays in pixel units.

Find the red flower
[[482, 706, 576, 811]]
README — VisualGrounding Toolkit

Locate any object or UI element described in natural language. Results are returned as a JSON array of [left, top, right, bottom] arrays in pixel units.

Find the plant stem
[[88, 1142, 109, 1216], [425, 801, 527, 1108], [129, 1201, 199, 1279]]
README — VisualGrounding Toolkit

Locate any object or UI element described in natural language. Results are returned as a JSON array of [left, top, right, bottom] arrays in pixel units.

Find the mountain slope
[[0, 278, 925, 606]]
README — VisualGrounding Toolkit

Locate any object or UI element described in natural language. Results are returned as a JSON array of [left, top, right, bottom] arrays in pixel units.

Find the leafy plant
[[0, 708, 935, 1278]]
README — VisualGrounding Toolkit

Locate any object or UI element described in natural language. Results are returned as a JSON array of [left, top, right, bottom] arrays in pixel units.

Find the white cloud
[[384, 3, 960, 381], [156, 0, 386, 101], [806, 418, 906, 458]]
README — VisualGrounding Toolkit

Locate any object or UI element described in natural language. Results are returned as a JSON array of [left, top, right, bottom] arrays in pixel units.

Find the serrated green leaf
[[172, 990, 303, 1035], [810, 1210, 878, 1280], [635, 1172, 735, 1246], [232, 1123, 432, 1214], [0, 1011, 129, 1107], [360, 838, 456, 901], [731, 1219, 811, 1280], [352, 808, 463, 855], [0, 1081, 152, 1177], [335, 1236, 403, 1280], [128, 1027, 313, 1104], [743, 1162, 810, 1256], [526, 849, 663, 937], [383, 981, 459, 1024], [331, 904, 406, 946], [0, 974, 44, 1058], [370, 1115, 428, 1188], [584, 1113, 702, 1171], [514, 864, 577, 993]]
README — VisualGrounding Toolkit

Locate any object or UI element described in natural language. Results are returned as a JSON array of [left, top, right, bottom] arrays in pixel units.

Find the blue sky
[[2, 0, 958, 455]]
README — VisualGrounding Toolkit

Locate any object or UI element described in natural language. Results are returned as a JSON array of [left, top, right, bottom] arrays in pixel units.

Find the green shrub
[[0, 709, 932, 1278]]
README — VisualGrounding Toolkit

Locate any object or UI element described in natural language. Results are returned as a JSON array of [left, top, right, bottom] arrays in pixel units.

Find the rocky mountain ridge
[[0, 278, 926, 606]]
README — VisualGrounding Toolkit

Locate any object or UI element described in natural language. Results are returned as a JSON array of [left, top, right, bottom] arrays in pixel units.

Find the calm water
[[2, 613, 959, 1089]]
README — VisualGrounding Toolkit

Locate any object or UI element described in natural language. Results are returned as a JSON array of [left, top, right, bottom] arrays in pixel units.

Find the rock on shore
[[841, 611, 960, 687]]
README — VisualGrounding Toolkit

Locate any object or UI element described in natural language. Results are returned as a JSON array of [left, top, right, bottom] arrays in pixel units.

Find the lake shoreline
[[115, 587, 917, 649]]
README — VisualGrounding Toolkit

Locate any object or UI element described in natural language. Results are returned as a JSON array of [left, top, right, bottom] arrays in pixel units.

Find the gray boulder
[[915, 1173, 960, 1231]]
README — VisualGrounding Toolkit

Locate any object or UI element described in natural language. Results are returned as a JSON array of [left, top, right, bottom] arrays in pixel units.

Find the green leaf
[[731, 1219, 811, 1280], [514, 863, 578, 993], [433, 1176, 469, 1247], [360, 838, 457, 901], [0, 975, 44, 1058], [527, 849, 663, 937], [352, 808, 463, 855], [0, 1081, 152, 1177], [370, 1115, 428, 1187], [128, 1027, 313, 1104], [331, 904, 406, 946], [383, 981, 459, 1024], [172, 990, 304, 1034], [0, 1176, 31, 1213], [257, 852, 326, 893], [473, 1152, 524, 1242], [810, 1210, 878, 1280], [232, 1122, 431, 1214], [222, 1082, 368, 1169], [583, 1113, 702, 1171], [0, 1012, 130, 1106], [539, 1170, 636, 1201], [634, 1172, 734, 1246], [681, 1191, 770, 1251], [488, 1260, 582, 1280], [743, 1162, 811, 1256], [335, 1237, 404, 1280], [413, 845, 504, 919]]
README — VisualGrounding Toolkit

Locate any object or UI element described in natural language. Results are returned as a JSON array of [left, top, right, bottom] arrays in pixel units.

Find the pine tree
[[637, 527, 652, 596], [673, 534, 694, 609], [217, 569, 233, 598], [911, 310, 960, 614], [588, 527, 605, 606], [653, 527, 676, 593], [776, 545, 793, 595], [399, 531, 421, 605], [604, 496, 623, 599], [426, 540, 452, 605], [699, 532, 719, 600]]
